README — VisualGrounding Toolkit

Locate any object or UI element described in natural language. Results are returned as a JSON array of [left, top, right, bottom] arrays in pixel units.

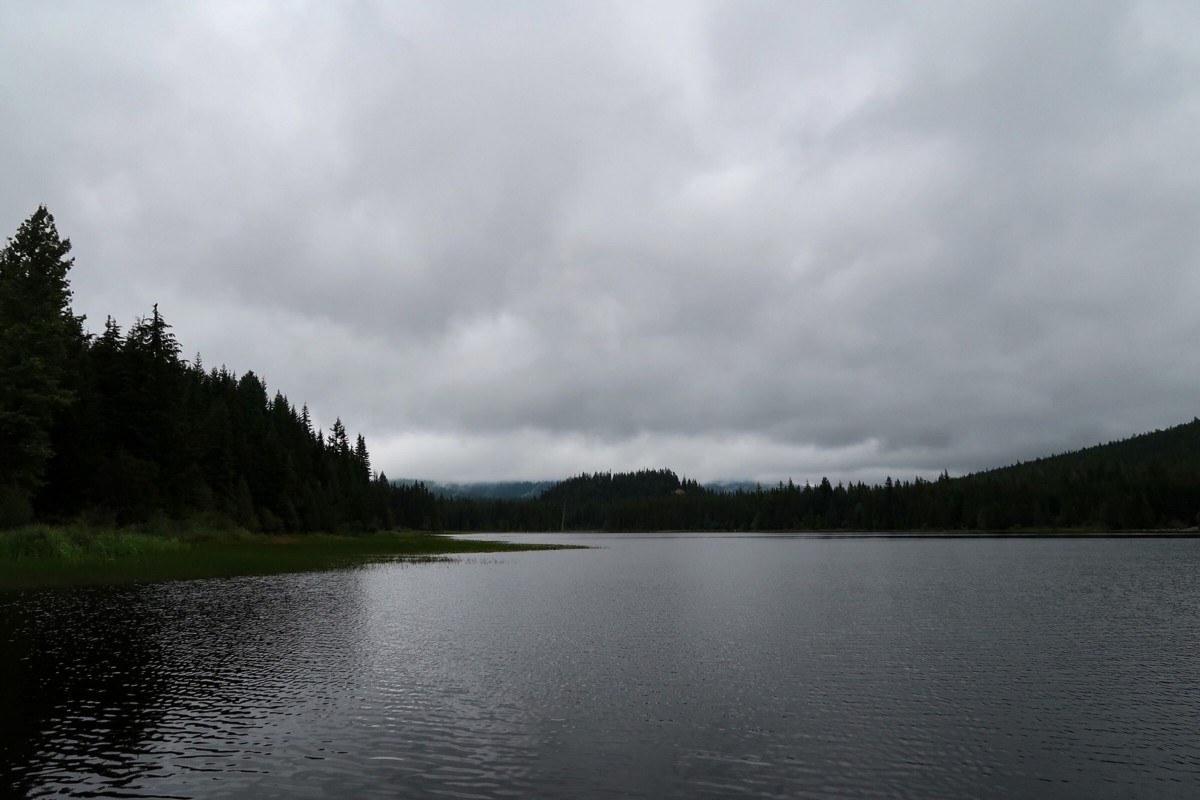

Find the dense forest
[[419, 427, 1200, 533], [4, 207, 1199, 535], [0, 207, 393, 531]]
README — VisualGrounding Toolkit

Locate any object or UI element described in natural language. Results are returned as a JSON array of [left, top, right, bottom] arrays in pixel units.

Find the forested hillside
[[421, 425, 1200, 532], [0, 207, 392, 531], [396, 480, 555, 501]]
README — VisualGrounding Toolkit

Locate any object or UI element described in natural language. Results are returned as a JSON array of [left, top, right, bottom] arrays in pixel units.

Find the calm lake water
[[3, 534, 1200, 798]]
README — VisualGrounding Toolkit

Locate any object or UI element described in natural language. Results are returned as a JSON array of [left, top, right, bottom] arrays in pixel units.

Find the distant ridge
[[392, 479, 555, 501], [395, 476, 761, 499], [417, 419, 1200, 532], [976, 418, 1200, 478]]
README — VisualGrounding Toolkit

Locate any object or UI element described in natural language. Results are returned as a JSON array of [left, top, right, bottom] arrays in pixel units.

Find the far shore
[[755, 528, 1200, 539], [450, 528, 1200, 538]]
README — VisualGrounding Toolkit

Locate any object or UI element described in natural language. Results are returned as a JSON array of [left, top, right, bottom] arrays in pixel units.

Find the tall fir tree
[[0, 207, 84, 524]]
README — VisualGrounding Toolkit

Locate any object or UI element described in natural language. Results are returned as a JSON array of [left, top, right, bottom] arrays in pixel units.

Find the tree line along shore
[[3, 206, 1200, 570]]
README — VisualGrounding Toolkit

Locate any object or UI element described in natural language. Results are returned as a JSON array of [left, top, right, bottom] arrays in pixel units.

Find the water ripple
[[2, 538, 1200, 797]]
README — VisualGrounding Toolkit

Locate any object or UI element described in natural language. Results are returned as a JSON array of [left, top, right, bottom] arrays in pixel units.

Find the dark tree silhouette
[[1, 208, 392, 533], [0, 207, 84, 524]]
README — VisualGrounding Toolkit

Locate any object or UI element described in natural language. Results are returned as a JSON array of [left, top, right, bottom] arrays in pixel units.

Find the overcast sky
[[3, 1, 1199, 484]]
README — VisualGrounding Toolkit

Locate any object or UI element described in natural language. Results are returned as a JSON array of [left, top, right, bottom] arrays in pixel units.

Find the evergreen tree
[[0, 207, 83, 525], [354, 433, 371, 477], [330, 418, 349, 455]]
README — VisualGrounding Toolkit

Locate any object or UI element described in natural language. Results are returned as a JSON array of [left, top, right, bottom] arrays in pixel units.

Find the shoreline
[[450, 528, 1200, 539], [0, 527, 579, 591]]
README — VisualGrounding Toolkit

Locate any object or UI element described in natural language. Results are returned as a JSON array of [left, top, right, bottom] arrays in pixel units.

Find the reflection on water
[[3, 536, 1200, 798], [0, 571, 370, 798]]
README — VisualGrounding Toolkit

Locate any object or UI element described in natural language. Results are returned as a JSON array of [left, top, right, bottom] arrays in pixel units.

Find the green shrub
[[0, 525, 82, 560]]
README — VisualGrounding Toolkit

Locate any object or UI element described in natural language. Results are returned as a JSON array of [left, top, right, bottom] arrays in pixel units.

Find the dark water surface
[[3, 534, 1200, 798]]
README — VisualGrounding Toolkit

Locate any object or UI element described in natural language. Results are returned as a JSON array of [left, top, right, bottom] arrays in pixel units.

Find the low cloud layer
[[3, 1, 1199, 483]]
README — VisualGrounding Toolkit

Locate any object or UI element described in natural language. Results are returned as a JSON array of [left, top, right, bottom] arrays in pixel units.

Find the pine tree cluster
[[0, 207, 391, 531], [421, 435, 1200, 533]]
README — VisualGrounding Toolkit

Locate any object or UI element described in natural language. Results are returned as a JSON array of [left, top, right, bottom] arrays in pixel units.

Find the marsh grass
[[0, 526, 576, 590], [0, 524, 188, 562]]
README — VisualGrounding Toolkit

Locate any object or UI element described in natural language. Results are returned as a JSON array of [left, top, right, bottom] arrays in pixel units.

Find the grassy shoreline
[[0, 525, 578, 591]]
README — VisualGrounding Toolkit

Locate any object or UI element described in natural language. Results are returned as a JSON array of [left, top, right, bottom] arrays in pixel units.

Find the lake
[[3, 533, 1200, 798]]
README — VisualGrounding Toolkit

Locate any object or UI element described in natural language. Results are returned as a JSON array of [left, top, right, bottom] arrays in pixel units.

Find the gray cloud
[[3, 1, 1199, 483]]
